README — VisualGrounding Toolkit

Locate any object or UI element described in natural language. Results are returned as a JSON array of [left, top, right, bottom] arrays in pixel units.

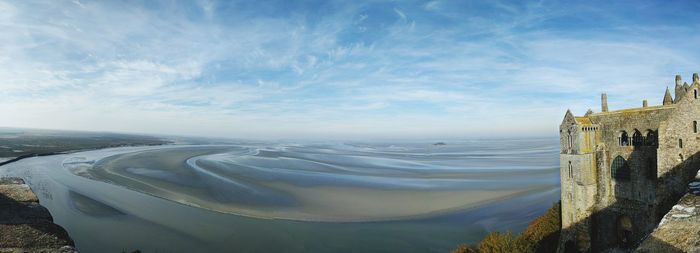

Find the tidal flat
[[0, 139, 560, 252]]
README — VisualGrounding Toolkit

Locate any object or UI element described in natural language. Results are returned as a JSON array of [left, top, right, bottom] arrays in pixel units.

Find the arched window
[[567, 131, 572, 150], [632, 130, 643, 146], [679, 138, 683, 148], [568, 161, 573, 179], [694, 121, 698, 133], [619, 131, 629, 146], [645, 130, 657, 146], [611, 156, 631, 181]]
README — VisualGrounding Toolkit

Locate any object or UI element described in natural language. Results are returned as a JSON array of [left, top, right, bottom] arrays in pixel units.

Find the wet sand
[[65, 145, 554, 221], [0, 139, 561, 253]]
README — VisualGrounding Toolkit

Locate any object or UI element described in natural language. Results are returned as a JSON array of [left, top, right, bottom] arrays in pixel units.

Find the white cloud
[[0, 1, 698, 140]]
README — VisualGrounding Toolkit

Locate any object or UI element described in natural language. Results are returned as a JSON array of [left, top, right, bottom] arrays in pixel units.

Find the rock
[[0, 177, 76, 252], [636, 193, 700, 252], [0, 178, 25, 185], [0, 223, 74, 248]]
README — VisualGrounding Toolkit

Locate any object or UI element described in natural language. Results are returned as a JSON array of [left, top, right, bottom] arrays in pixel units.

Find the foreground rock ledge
[[636, 175, 700, 253], [0, 177, 76, 253]]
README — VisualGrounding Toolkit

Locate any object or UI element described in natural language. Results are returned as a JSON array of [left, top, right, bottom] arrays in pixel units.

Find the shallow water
[[0, 138, 560, 252]]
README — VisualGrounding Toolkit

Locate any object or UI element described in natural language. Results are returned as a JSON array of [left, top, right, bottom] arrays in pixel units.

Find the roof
[[590, 105, 673, 116], [575, 117, 592, 125]]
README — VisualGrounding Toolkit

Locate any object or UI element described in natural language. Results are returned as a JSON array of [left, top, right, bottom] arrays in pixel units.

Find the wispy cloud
[[1, 0, 699, 140]]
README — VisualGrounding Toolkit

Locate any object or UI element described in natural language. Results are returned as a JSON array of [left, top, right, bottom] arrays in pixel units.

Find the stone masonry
[[558, 74, 700, 252], [635, 171, 700, 253]]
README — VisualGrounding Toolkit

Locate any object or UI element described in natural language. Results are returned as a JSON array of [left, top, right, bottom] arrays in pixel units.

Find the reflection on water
[[0, 138, 560, 253], [69, 191, 125, 217]]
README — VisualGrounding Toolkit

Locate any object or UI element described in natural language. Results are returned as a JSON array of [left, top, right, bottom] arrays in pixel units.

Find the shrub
[[452, 244, 479, 253], [478, 231, 518, 253], [452, 201, 561, 253]]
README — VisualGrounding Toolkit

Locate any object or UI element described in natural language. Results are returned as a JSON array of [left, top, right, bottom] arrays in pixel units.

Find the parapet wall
[[0, 177, 76, 253]]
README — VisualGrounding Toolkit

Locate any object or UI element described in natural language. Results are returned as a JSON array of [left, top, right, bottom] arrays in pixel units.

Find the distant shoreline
[[0, 143, 168, 167]]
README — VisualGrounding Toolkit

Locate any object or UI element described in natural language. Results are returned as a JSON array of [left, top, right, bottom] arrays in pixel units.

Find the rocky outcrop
[[0, 177, 76, 253]]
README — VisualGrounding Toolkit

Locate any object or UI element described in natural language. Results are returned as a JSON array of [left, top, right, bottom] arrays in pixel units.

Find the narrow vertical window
[[567, 132, 572, 150], [568, 161, 573, 179], [695, 121, 698, 133], [679, 138, 683, 148], [695, 89, 697, 99]]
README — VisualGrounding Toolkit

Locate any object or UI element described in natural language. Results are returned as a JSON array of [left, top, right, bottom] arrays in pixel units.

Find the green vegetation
[[453, 202, 561, 253], [0, 128, 169, 159]]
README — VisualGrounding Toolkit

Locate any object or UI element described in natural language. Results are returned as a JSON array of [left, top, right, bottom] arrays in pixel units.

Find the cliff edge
[[0, 177, 76, 253]]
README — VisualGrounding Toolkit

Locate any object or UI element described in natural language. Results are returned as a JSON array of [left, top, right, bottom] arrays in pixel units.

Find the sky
[[1, 0, 700, 140]]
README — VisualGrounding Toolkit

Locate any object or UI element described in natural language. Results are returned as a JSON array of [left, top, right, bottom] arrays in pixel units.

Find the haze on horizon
[[1, 0, 699, 140]]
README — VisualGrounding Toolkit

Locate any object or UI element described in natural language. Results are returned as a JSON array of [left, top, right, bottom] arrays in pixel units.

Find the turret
[[663, 87, 674, 105], [674, 75, 683, 102], [601, 93, 608, 112]]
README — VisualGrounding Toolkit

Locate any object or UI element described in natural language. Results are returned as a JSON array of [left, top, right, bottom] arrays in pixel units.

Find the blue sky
[[1, 0, 700, 140]]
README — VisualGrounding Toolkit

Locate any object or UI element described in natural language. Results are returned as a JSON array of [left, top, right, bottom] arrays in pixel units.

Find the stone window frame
[[645, 129, 658, 146], [611, 155, 631, 181], [632, 129, 644, 146], [619, 131, 629, 146]]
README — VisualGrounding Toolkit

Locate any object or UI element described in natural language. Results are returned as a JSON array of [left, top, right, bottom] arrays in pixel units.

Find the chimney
[[601, 93, 608, 112], [675, 77, 683, 102], [643, 100, 648, 108]]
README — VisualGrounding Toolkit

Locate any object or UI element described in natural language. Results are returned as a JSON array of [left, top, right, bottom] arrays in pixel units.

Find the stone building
[[558, 74, 700, 252]]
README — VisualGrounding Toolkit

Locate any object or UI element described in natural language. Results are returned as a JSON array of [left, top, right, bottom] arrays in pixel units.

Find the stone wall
[[558, 78, 700, 252], [657, 81, 700, 218], [635, 172, 700, 252]]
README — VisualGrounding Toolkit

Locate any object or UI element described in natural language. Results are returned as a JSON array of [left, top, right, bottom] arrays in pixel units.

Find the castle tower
[[663, 87, 673, 105], [601, 93, 608, 112], [694, 73, 699, 84]]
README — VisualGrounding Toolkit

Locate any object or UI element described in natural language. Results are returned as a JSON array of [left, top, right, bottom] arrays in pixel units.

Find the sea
[[0, 137, 560, 253]]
